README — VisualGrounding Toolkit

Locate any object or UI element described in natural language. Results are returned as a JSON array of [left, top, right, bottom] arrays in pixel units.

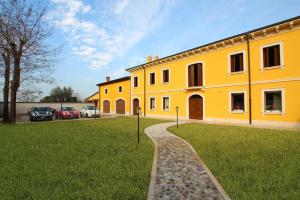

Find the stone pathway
[[145, 122, 230, 200]]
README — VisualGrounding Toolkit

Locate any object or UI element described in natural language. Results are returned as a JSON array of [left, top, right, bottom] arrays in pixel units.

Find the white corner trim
[[260, 41, 284, 70], [261, 88, 286, 115], [227, 50, 247, 74]]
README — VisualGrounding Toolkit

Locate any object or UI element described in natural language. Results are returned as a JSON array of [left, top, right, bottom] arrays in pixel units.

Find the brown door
[[189, 95, 203, 120], [133, 99, 139, 115], [116, 99, 125, 114], [103, 100, 110, 113]]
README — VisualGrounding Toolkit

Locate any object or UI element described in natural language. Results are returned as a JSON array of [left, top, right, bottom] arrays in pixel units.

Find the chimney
[[146, 54, 152, 63], [106, 76, 110, 82], [153, 54, 159, 61]]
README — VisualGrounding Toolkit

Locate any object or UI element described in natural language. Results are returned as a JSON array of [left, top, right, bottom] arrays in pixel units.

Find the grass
[[168, 123, 300, 200], [0, 117, 167, 200]]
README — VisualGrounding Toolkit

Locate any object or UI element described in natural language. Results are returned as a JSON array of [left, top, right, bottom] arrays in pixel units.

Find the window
[[188, 63, 203, 87], [162, 97, 170, 111], [150, 97, 155, 110], [231, 93, 245, 112], [263, 44, 281, 68], [163, 69, 169, 83], [118, 86, 122, 93], [264, 91, 282, 112], [230, 52, 244, 73], [134, 76, 138, 87], [150, 72, 155, 85], [105, 88, 108, 94]]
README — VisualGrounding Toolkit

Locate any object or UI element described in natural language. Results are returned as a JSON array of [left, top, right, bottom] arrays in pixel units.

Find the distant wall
[[0, 102, 93, 117]]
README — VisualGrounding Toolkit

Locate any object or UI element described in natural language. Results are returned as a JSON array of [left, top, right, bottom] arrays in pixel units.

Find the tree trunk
[[2, 50, 10, 122], [9, 54, 21, 124]]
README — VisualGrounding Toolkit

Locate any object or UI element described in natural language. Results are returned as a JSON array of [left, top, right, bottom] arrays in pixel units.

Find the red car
[[55, 107, 80, 119]]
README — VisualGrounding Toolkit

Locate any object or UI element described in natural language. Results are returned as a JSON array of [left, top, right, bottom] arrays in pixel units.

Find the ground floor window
[[150, 97, 155, 110], [231, 93, 245, 112], [162, 97, 170, 111], [264, 90, 282, 112]]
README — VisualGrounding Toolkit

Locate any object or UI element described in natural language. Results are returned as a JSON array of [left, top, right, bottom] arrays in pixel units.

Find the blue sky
[[35, 0, 300, 100]]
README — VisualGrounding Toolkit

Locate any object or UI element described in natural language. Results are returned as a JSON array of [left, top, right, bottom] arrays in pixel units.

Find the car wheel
[[80, 113, 83, 117], [86, 113, 89, 118]]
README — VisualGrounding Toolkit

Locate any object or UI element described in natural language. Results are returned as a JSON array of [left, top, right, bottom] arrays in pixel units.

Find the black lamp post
[[176, 106, 179, 128], [137, 106, 141, 144]]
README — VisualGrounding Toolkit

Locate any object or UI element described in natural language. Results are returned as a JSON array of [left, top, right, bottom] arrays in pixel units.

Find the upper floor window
[[162, 97, 170, 111], [262, 44, 281, 68], [150, 72, 155, 85], [231, 92, 245, 112], [133, 76, 138, 87], [105, 88, 108, 94], [150, 97, 155, 110], [188, 63, 203, 87], [230, 52, 244, 73], [118, 86, 122, 93], [162, 69, 169, 83]]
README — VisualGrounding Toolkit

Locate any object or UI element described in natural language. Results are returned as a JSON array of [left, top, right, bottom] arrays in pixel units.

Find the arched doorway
[[132, 98, 139, 115], [103, 100, 110, 114], [189, 95, 203, 120], [116, 99, 125, 114]]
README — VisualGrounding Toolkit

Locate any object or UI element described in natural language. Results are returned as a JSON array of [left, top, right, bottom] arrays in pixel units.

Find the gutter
[[246, 33, 252, 125]]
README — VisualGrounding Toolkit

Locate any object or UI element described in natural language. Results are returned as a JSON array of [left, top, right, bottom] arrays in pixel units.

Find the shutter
[[230, 55, 235, 72], [188, 65, 194, 87], [239, 53, 244, 71], [198, 63, 203, 86], [263, 47, 269, 67], [274, 45, 280, 66]]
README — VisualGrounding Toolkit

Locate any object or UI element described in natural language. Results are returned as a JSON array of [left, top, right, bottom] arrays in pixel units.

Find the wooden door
[[116, 99, 125, 114], [103, 100, 110, 113], [189, 95, 203, 120], [133, 99, 139, 115]]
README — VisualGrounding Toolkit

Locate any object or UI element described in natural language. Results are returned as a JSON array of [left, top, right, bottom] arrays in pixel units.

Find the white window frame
[[162, 68, 170, 84], [227, 50, 247, 74], [162, 96, 170, 112], [133, 76, 138, 88], [149, 72, 156, 85], [185, 61, 205, 88], [228, 91, 247, 113], [149, 97, 156, 111], [260, 41, 284, 70], [118, 85, 122, 93], [261, 88, 285, 115]]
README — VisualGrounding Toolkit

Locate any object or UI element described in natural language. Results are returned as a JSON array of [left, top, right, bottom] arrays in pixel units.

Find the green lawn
[[0, 117, 166, 200], [168, 123, 300, 200]]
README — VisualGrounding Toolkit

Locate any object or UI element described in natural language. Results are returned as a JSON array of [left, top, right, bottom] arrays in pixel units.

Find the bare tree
[[0, 0, 58, 123]]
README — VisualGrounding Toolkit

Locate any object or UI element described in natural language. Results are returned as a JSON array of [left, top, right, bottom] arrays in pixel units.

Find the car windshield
[[86, 106, 95, 110], [62, 107, 75, 111], [33, 107, 50, 112]]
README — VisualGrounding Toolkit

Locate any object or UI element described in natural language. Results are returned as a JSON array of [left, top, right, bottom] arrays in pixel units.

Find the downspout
[[246, 33, 252, 125], [143, 66, 146, 117]]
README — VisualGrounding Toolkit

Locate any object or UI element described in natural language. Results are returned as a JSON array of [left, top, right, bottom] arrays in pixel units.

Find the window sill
[[261, 65, 284, 71], [263, 111, 284, 115], [231, 110, 245, 114], [150, 109, 156, 111], [184, 86, 205, 91], [162, 82, 169, 85], [162, 109, 170, 112], [228, 71, 246, 75]]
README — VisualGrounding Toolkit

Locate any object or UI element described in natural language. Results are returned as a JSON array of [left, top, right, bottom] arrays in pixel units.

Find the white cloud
[[48, 0, 177, 70]]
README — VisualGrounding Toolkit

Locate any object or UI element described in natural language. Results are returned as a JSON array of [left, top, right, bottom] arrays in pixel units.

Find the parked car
[[29, 107, 53, 121], [55, 106, 79, 119], [80, 105, 100, 118]]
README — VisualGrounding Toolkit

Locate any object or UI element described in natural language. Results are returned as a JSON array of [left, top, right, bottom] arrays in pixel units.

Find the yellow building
[[123, 16, 300, 128], [97, 76, 131, 115], [85, 92, 99, 107]]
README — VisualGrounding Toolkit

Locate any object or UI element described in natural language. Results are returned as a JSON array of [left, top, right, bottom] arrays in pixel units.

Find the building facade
[[97, 76, 131, 115], [125, 16, 300, 128]]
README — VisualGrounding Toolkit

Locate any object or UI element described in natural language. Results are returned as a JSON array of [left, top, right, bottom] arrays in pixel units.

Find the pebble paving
[[145, 122, 228, 200]]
